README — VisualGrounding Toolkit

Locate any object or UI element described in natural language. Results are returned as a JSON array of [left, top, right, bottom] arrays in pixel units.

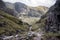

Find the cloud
[[3, 0, 56, 7]]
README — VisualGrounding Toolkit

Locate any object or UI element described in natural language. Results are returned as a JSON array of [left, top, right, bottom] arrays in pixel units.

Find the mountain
[[5, 2, 48, 17], [1, 0, 60, 40], [5, 2, 14, 9], [0, 0, 6, 10], [0, 0, 29, 36], [5, 2, 48, 24], [0, 10, 29, 36], [14, 2, 27, 13], [35, 0, 60, 40]]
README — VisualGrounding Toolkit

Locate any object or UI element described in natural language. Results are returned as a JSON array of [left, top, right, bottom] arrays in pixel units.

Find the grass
[[19, 16, 40, 25], [0, 10, 28, 36]]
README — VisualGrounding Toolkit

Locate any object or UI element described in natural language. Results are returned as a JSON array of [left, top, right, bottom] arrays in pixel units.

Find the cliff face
[[0, 0, 6, 10], [43, 0, 60, 40], [35, 0, 60, 40], [45, 0, 60, 33]]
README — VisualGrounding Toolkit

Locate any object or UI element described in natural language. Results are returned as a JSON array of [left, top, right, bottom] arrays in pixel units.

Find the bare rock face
[[45, 0, 60, 33], [42, 1, 60, 40], [0, 0, 6, 10]]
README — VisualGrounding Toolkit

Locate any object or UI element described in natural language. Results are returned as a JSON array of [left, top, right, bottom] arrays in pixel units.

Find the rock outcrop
[[45, 0, 60, 33], [42, 0, 60, 40], [35, 0, 60, 40], [0, 0, 6, 9]]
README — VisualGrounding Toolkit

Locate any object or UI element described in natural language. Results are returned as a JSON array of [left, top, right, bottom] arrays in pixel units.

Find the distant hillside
[[34, 6, 48, 14], [4, 2, 49, 24], [5, 2, 14, 9], [5, 2, 49, 18]]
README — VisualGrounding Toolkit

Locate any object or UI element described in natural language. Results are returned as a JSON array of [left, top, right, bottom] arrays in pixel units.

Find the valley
[[0, 0, 60, 40]]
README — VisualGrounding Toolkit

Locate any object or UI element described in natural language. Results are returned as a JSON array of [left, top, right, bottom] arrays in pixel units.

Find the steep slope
[[0, 0, 29, 39], [0, 10, 28, 36], [35, 0, 60, 40]]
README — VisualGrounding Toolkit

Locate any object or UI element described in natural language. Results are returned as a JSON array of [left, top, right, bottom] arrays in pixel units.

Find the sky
[[3, 0, 56, 7]]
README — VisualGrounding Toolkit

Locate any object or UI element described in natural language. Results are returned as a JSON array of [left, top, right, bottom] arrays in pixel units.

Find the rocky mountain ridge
[[4, 2, 49, 24], [5, 2, 48, 18], [35, 0, 60, 40]]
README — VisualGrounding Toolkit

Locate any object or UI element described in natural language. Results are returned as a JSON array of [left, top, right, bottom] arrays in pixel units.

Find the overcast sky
[[3, 0, 56, 7]]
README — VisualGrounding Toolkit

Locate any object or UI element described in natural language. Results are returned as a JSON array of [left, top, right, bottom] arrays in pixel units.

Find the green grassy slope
[[0, 10, 28, 36]]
